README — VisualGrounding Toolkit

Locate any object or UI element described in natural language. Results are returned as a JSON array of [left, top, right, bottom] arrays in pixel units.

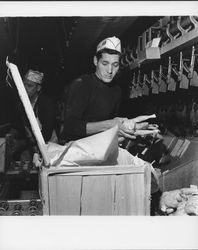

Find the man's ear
[[93, 56, 98, 66]]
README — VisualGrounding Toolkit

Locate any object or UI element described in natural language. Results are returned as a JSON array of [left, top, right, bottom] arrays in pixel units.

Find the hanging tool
[[144, 29, 151, 48], [127, 48, 136, 65], [142, 74, 150, 96], [121, 48, 130, 68], [129, 72, 136, 99], [189, 46, 198, 87], [183, 46, 198, 87], [133, 72, 139, 98], [179, 16, 198, 33], [169, 17, 182, 40], [125, 52, 132, 66], [129, 49, 138, 70], [150, 19, 162, 41], [171, 52, 188, 89], [171, 55, 181, 83], [176, 16, 185, 37], [178, 51, 189, 89], [124, 46, 135, 67], [137, 35, 143, 53], [120, 56, 129, 68], [136, 70, 143, 97], [167, 56, 177, 91], [162, 22, 174, 46], [151, 70, 159, 94], [159, 65, 167, 93]]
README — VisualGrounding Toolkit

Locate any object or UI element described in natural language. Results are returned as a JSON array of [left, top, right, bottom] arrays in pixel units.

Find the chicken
[[159, 185, 198, 215]]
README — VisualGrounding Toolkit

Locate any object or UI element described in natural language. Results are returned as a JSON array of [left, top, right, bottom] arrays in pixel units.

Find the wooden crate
[[159, 159, 198, 192], [39, 164, 151, 215], [8, 61, 152, 216]]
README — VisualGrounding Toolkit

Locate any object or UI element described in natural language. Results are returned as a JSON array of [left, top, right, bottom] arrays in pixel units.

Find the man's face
[[94, 53, 120, 83], [24, 79, 40, 99]]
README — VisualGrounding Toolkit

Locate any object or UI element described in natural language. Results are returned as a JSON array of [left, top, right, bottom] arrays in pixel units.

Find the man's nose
[[107, 65, 113, 74]]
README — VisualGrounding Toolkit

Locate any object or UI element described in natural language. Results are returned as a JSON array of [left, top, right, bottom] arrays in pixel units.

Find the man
[[9, 69, 57, 161], [23, 69, 57, 143], [23, 69, 43, 110], [61, 36, 137, 143]]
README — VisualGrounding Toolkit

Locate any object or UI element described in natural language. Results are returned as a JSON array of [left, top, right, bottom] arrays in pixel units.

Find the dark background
[[0, 16, 159, 127]]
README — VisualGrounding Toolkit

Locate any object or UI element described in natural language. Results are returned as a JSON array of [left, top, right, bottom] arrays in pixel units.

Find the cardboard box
[[159, 136, 198, 191]]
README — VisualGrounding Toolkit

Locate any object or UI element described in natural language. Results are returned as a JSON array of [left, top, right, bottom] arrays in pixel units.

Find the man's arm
[[86, 118, 136, 140], [37, 94, 56, 142], [62, 77, 136, 141]]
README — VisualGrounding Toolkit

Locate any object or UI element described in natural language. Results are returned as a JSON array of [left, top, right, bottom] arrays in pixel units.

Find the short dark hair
[[95, 48, 121, 61]]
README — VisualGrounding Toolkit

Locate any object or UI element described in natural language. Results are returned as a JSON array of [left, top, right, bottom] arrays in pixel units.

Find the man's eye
[[113, 63, 119, 67]]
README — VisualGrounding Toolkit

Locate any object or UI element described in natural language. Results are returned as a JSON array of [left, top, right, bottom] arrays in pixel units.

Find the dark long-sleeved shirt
[[13, 92, 56, 143], [62, 73, 121, 141], [36, 93, 56, 142]]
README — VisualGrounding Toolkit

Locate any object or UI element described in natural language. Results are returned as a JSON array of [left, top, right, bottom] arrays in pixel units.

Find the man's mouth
[[105, 75, 112, 79]]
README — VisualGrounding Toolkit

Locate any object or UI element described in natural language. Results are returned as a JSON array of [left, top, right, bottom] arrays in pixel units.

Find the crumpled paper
[[45, 125, 152, 168], [46, 125, 119, 166]]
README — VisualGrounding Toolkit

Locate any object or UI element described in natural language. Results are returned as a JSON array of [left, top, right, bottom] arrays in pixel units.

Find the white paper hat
[[24, 69, 44, 84], [96, 36, 121, 53]]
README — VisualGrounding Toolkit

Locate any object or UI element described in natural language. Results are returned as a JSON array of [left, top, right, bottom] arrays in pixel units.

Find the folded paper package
[[47, 125, 119, 166], [46, 125, 148, 168]]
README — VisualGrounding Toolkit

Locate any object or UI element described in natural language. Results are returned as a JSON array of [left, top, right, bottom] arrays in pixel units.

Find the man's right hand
[[113, 117, 136, 140], [86, 118, 136, 140]]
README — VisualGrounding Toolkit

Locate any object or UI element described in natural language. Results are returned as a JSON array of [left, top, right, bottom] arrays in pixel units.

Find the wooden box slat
[[49, 176, 82, 215], [81, 175, 115, 215], [115, 174, 145, 215]]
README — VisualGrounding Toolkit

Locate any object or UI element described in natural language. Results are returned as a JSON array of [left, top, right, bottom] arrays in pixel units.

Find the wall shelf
[[160, 27, 198, 56]]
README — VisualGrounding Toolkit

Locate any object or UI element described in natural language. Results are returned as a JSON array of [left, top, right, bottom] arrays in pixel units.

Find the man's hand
[[113, 117, 136, 140], [122, 114, 160, 137], [113, 117, 128, 123], [33, 153, 42, 167], [122, 114, 157, 131]]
